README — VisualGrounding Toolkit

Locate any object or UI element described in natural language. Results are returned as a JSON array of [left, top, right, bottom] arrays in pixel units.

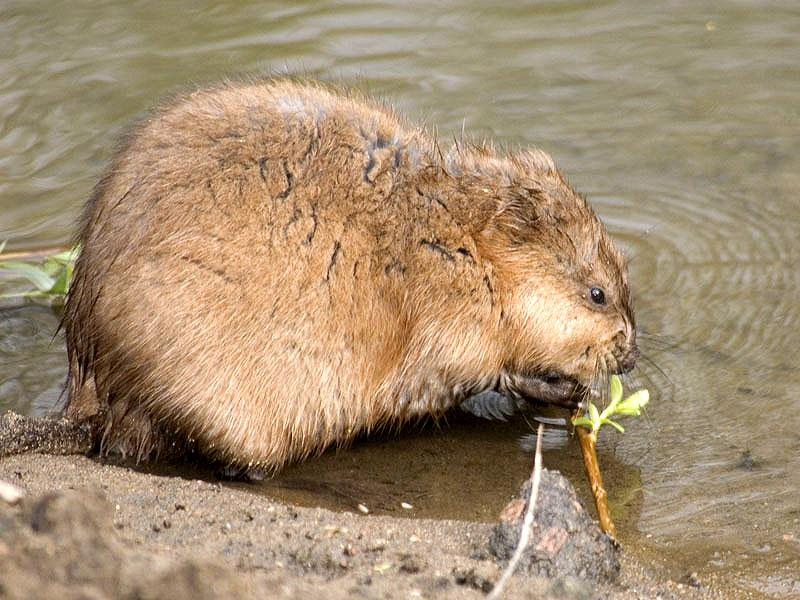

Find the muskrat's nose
[[617, 345, 639, 374]]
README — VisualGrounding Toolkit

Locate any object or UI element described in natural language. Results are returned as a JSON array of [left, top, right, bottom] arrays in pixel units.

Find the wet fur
[[63, 79, 637, 470]]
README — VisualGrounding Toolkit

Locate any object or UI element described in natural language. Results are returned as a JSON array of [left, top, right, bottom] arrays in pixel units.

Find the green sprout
[[571, 375, 649, 434], [0, 242, 80, 301]]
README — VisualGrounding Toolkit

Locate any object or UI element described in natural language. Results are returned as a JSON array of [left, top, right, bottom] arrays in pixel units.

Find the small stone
[[401, 502, 413, 510], [0, 479, 25, 505], [488, 469, 619, 583], [373, 562, 392, 574], [357, 503, 369, 514], [736, 450, 758, 471], [681, 572, 702, 588], [453, 565, 497, 593], [369, 539, 387, 552], [398, 553, 426, 573]]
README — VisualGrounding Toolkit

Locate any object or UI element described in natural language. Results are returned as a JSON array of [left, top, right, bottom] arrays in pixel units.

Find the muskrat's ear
[[440, 144, 514, 233], [489, 148, 583, 236], [442, 145, 566, 240]]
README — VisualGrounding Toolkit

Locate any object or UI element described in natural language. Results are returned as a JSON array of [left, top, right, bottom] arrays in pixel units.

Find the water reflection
[[2, 1, 799, 595], [0, 305, 65, 415]]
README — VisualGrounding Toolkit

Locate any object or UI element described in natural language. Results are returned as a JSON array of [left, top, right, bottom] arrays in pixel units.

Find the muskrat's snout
[[617, 344, 639, 374], [608, 327, 639, 375], [613, 330, 639, 374]]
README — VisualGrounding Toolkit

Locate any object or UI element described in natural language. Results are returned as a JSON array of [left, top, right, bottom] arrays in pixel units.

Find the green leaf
[[615, 390, 650, 415], [588, 403, 601, 431], [571, 377, 650, 437], [48, 267, 70, 295], [571, 416, 593, 430], [605, 419, 625, 433], [609, 374, 623, 406], [0, 260, 56, 291], [49, 247, 79, 264], [1, 244, 78, 302]]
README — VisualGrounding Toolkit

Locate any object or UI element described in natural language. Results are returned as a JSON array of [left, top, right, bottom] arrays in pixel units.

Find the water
[[2, 1, 799, 596]]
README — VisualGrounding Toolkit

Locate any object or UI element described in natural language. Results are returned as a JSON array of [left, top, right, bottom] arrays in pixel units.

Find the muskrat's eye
[[590, 287, 606, 305]]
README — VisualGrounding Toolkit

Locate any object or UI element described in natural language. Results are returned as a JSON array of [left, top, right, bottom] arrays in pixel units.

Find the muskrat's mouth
[[506, 372, 591, 410]]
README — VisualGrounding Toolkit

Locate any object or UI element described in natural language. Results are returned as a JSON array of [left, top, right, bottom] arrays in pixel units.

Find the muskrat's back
[[64, 79, 637, 470]]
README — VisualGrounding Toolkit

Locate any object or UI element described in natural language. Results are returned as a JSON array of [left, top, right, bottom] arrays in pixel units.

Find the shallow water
[[1, 1, 798, 596]]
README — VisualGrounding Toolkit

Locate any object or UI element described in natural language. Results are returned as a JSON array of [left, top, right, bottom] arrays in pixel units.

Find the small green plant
[[571, 374, 649, 434], [571, 375, 650, 537], [0, 242, 79, 301]]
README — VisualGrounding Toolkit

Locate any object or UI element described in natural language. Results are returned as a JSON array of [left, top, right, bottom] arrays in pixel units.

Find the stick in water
[[570, 376, 649, 538], [574, 423, 617, 538], [487, 422, 544, 600]]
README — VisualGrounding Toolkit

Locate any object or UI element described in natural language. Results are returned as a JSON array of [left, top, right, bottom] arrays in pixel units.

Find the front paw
[[500, 372, 587, 410], [460, 390, 521, 421]]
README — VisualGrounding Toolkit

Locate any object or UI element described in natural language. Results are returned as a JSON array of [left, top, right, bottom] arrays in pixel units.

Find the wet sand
[[0, 414, 723, 599]]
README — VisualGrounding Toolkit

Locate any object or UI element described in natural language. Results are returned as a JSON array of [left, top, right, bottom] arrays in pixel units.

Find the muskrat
[[63, 79, 638, 472]]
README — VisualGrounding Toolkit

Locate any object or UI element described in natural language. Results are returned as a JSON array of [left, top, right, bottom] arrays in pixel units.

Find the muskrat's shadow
[[113, 406, 643, 525]]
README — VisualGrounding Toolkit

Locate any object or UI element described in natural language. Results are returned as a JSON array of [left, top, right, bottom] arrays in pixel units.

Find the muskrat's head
[[452, 147, 638, 400]]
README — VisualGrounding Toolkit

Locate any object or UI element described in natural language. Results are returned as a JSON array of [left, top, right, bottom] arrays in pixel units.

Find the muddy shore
[[0, 414, 719, 599]]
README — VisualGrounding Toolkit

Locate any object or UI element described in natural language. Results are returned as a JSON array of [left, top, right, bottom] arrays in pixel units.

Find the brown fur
[[63, 79, 637, 470]]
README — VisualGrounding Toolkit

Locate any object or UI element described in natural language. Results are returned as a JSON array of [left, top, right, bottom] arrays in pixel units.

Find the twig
[[487, 422, 544, 600], [574, 416, 617, 538]]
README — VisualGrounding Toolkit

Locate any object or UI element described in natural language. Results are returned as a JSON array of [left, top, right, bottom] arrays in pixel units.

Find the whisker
[[595, 355, 610, 406], [637, 328, 673, 341], [580, 378, 594, 409], [637, 336, 678, 353], [638, 352, 675, 393], [619, 370, 635, 389], [637, 331, 682, 353], [627, 363, 657, 397]]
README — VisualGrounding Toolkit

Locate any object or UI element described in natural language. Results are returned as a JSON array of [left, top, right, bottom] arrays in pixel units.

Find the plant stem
[[574, 423, 617, 539]]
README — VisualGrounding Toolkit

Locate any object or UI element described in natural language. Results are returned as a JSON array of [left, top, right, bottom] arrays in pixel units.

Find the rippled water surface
[[2, 1, 799, 596]]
